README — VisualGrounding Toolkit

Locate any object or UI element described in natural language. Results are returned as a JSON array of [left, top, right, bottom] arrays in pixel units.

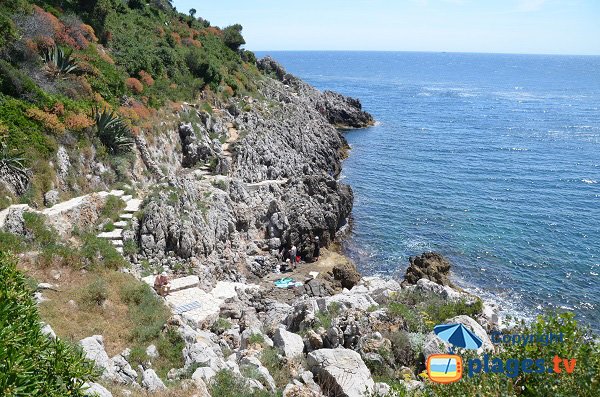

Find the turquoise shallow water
[[256, 51, 600, 329]]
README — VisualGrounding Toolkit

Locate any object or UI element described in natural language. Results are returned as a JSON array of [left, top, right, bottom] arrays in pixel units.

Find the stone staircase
[[96, 191, 142, 254]]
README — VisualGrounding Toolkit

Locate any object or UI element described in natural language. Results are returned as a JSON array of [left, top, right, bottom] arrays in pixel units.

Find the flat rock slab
[[166, 288, 222, 329], [211, 281, 258, 300], [97, 229, 123, 239], [120, 213, 134, 220], [142, 275, 199, 293], [108, 190, 125, 197], [113, 220, 128, 228], [124, 199, 142, 212]]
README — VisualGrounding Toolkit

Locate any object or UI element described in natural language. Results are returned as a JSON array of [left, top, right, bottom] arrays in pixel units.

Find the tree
[[222, 24, 245, 51], [189, 8, 196, 18]]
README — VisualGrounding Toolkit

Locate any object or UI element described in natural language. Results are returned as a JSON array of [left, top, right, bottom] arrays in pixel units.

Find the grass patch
[[209, 370, 278, 397], [314, 302, 341, 330], [211, 317, 232, 335], [260, 347, 293, 389], [100, 195, 126, 223]]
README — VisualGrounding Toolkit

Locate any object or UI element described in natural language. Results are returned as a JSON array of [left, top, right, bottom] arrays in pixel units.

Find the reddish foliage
[[48, 102, 65, 116], [64, 113, 94, 131], [182, 37, 202, 48], [30, 6, 96, 50], [138, 70, 155, 87], [155, 26, 165, 37], [34, 36, 56, 52], [200, 27, 222, 37], [189, 29, 200, 39], [96, 46, 115, 65], [119, 100, 154, 123], [170, 32, 182, 45], [125, 77, 144, 94], [26, 108, 65, 135]]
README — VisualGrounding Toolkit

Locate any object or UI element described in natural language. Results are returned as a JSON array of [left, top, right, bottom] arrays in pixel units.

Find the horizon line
[[250, 49, 600, 57]]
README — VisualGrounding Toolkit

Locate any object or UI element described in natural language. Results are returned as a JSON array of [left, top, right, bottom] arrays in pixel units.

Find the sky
[[172, 0, 600, 55]]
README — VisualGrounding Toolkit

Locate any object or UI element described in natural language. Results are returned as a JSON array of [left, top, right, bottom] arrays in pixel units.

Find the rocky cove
[[0, 57, 501, 397]]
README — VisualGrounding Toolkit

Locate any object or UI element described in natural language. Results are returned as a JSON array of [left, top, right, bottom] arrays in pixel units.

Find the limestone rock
[[141, 368, 166, 392], [307, 348, 374, 397], [83, 382, 112, 397], [146, 344, 159, 359], [192, 366, 217, 383], [273, 327, 304, 357]]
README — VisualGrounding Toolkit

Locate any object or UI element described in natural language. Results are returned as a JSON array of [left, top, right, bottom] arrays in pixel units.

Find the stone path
[[96, 191, 142, 254]]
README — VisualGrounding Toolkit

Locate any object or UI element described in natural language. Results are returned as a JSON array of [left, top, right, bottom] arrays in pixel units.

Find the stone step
[[97, 229, 123, 239], [121, 195, 133, 202], [114, 220, 128, 228], [120, 213, 134, 220], [115, 246, 123, 254], [124, 199, 142, 212], [111, 240, 123, 247], [108, 190, 125, 197]]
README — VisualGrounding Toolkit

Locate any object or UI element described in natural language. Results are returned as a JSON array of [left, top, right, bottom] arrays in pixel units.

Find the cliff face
[[135, 58, 372, 282]]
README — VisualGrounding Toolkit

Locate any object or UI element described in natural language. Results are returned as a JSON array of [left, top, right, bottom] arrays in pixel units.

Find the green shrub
[[209, 369, 277, 397], [0, 231, 25, 253], [314, 302, 342, 330], [0, 252, 97, 396], [260, 346, 292, 388], [248, 332, 265, 346], [80, 233, 127, 269], [211, 317, 232, 334], [79, 277, 108, 307], [23, 211, 57, 246], [122, 239, 138, 256], [385, 290, 483, 332], [222, 24, 245, 51]]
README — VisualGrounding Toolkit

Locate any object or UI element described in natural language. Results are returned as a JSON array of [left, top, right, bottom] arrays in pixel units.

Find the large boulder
[[79, 335, 112, 375], [273, 327, 305, 357], [332, 263, 361, 290], [307, 348, 374, 397], [403, 252, 455, 287]]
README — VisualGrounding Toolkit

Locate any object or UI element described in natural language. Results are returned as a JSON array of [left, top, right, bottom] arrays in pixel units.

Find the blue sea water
[[256, 51, 600, 328]]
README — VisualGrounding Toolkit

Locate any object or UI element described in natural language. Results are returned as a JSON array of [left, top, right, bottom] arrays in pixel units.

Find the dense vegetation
[[0, 0, 260, 208], [0, 251, 96, 396], [422, 313, 600, 397]]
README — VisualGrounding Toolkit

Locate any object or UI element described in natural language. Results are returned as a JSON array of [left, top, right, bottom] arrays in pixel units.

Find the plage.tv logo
[[426, 322, 482, 383], [426, 323, 577, 384]]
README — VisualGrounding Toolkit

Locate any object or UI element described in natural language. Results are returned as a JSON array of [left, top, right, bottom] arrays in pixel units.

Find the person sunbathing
[[154, 272, 171, 296]]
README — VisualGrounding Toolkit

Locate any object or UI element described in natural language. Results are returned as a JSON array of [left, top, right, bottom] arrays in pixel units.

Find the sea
[[256, 51, 600, 330]]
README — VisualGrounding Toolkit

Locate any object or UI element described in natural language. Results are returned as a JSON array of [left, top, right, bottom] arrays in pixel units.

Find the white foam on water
[[582, 179, 597, 184]]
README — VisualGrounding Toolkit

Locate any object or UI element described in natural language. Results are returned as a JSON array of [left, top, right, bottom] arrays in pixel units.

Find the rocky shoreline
[[0, 57, 502, 396]]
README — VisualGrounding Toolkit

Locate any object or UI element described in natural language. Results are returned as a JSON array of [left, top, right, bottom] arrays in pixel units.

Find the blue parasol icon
[[434, 323, 483, 351]]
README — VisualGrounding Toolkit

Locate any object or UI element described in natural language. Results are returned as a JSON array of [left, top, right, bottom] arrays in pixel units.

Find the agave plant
[[42, 46, 78, 77], [0, 141, 29, 190], [93, 107, 134, 154]]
